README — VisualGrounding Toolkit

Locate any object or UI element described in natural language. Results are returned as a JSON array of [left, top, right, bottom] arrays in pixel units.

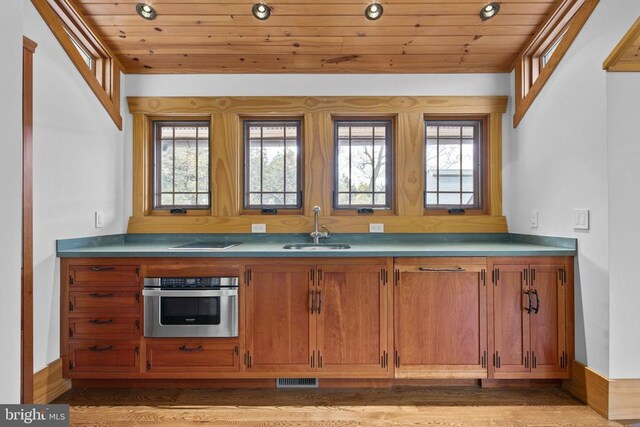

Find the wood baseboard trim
[[563, 360, 640, 420], [33, 359, 72, 404]]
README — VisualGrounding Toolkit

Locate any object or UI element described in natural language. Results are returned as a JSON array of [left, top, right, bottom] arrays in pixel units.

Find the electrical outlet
[[95, 211, 104, 228], [369, 223, 384, 233], [529, 211, 538, 228], [573, 209, 590, 230], [251, 223, 266, 233]]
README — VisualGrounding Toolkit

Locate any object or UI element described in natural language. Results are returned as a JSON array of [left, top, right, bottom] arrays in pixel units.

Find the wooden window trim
[[146, 115, 213, 217], [603, 16, 640, 72], [128, 96, 507, 233], [424, 115, 489, 216], [513, 0, 599, 127], [331, 115, 396, 216], [240, 116, 304, 215], [30, 0, 122, 129]]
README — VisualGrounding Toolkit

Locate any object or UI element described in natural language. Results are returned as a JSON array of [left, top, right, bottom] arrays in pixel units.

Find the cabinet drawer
[[69, 265, 139, 286], [69, 342, 140, 372], [147, 340, 239, 372], [69, 291, 140, 314], [69, 317, 140, 340]]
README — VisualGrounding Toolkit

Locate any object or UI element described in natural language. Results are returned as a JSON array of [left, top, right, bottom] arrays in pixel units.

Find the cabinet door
[[315, 263, 390, 377], [245, 265, 315, 374], [491, 264, 531, 378], [394, 258, 487, 378], [530, 264, 568, 378]]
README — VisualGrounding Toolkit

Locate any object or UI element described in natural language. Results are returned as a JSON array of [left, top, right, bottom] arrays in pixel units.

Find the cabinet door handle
[[91, 266, 114, 272], [524, 290, 532, 314], [89, 319, 113, 325], [418, 267, 466, 272], [532, 290, 540, 314], [310, 290, 315, 314], [89, 345, 113, 352], [89, 293, 115, 298], [317, 290, 322, 314], [179, 345, 203, 352]]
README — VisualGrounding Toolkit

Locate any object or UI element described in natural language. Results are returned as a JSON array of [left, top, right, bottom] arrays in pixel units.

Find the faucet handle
[[321, 225, 331, 238]]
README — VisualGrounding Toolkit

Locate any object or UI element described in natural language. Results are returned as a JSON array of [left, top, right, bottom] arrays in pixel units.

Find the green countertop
[[56, 233, 576, 258]]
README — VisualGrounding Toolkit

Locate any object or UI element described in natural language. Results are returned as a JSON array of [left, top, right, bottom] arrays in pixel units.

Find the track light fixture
[[136, 3, 157, 20], [365, 3, 383, 20], [479, 2, 500, 21], [252, 3, 272, 20]]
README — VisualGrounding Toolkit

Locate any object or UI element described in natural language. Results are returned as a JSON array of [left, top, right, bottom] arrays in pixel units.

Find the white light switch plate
[[251, 223, 266, 233], [529, 211, 538, 228], [573, 209, 590, 230], [95, 211, 104, 228], [369, 223, 384, 233]]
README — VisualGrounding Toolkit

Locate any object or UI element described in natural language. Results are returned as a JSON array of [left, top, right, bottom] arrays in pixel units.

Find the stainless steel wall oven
[[143, 277, 238, 338]]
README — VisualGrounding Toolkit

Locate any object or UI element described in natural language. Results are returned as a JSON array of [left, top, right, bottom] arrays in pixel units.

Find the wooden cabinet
[[394, 258, 488, 379], [69, 342, 140, 373], [62, 260, 142, 378], [146, 339, 240, 374], [244, 259, 392, 377], [244, 265, 315, 373], [316, 264, 390, 375], [489, 257, 572, 379]]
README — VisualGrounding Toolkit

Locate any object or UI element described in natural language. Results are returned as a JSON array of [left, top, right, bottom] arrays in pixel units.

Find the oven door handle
[[142, 289, 238, 298]]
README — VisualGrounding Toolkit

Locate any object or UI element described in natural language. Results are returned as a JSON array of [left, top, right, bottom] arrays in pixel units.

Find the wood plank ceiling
[[73, 0, 562, 73]]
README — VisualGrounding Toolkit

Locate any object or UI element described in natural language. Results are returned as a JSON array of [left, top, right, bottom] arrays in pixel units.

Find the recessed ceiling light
[[480, 2, 500, 21], [252, 3, 272, 20], [365, 3, 384, 20], [136, 3, 157, 20]]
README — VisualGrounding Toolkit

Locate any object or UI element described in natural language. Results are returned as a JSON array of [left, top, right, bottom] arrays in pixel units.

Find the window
[[243, 120, 302, 209], [541, 29, 567, 68], [514, 0, 598, 126], [65, 27, 93, 70], [334, 120, 393, 210], [425, 120, 482, 210], [153, 121, 210, 210], [32, 0, 122, 128]]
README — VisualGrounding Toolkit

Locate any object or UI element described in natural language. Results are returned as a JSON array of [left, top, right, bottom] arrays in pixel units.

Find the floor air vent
[[276, 378, 319, 389]]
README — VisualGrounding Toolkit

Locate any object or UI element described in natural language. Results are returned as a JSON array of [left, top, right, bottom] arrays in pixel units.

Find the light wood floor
[[55, 386, 624, 426]]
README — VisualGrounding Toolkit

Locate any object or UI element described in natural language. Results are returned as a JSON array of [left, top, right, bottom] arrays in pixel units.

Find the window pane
[[160, 139, 174, 192], [334, 121, 392, 209], [173, 140, 197, 192], [425, 120, 481, 209], [154, 121, 210, 209], [244, 121, 302, 209]]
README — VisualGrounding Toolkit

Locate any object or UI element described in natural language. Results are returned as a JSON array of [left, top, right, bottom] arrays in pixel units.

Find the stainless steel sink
[[282, 243, 351, 250]]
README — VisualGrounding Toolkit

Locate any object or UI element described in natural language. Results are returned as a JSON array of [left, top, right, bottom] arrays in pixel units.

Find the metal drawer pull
[[89, 345, 113, 352], [91, 266, 114, 272], [89, 293, 115, 298], [89, 319, 113, 325], [418, 267, 466, 272], [317, 290, 322, 314], [532, 290, 540, 314], [179, 345, 204, 352], [524, 291, 532, 314]]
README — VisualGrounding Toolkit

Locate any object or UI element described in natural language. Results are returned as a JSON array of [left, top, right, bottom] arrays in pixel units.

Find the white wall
[[24, 0, 126, 372], [607, 72, 640, 379], [0, 0, 25, 404], [123, 73, 512, 222], [508, 0, 640, 377]]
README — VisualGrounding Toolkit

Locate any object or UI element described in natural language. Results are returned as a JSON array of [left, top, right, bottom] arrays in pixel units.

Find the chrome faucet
[[310, 206, 330, 244]]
